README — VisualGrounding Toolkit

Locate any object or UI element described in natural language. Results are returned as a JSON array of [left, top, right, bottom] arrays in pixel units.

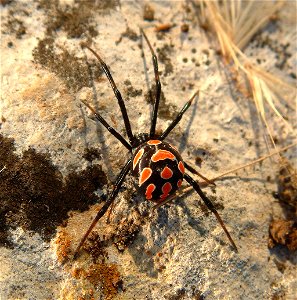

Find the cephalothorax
[[74, 30, 237, 258]]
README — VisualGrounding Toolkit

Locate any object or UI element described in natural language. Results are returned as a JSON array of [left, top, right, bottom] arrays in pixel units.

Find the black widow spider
[[74, 29, 237, 258]]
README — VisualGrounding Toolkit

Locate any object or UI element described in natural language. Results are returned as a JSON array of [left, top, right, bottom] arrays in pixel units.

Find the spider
[[73, 29, 237, 258]]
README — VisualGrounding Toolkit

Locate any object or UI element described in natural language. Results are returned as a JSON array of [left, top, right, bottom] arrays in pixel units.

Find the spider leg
[[82, 45, 134, 144], [141, 29, 162, 138], [81, 100, 132, 151], [184, 173, 238, 252], [73, 158, 132, 259], [184, 162, 215, 186], [106, 199, 116, 223], [160, 90, 199, 140]]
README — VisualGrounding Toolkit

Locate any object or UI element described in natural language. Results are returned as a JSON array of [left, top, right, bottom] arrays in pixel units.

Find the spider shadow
[[215, 175, 268, 185], [124, 194, 177, 278], [78, 102, 88, 147], [140, 31, 155, 122], [81, 49, 115, 178], [126, 190, 209, 278], [127, 172, 275, 277], [173, 191, 210, 237], [178, 95, 199, 154]]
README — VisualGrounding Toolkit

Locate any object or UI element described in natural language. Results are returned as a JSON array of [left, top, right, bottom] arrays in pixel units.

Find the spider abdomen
[[132, 139, 185, 202]]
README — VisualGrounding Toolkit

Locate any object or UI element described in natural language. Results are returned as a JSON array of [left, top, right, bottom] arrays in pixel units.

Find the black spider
[[74, 29, 237, 258]]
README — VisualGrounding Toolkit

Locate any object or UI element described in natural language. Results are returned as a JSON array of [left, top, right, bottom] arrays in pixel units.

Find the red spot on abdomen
[[139, 167, 152, 186], [147, 140, 161, 145], [161, 166, 173, 179], [151, 150, 176, 162], [178, 161, 185, 174], [160, 182, 172, 199], [133, 148, 144, 170], [145, 183, 155, 200], [177, 179, 183, 188]]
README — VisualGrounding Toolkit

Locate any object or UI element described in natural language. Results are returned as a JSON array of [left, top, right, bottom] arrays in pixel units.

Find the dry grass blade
[[164, 142, 297, 205], [209, 143, 296, 182], [0, 166, 6, 173], [199, 0, 296, 149]]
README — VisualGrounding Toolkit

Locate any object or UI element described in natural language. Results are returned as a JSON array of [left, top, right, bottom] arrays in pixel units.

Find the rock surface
[[1, 1, 296, 299]]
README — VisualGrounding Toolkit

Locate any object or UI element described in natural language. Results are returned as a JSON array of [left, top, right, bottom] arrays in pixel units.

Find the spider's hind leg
[[184, 162, 215, 186], [184, 173, 238, 252], [73, 158, 132, 259]]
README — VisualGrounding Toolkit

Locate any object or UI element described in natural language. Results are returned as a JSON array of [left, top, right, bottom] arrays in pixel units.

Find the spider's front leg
[[82, 44, 134, 145], [141, 29, 161, 138], [73, 158, 132, 259]]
